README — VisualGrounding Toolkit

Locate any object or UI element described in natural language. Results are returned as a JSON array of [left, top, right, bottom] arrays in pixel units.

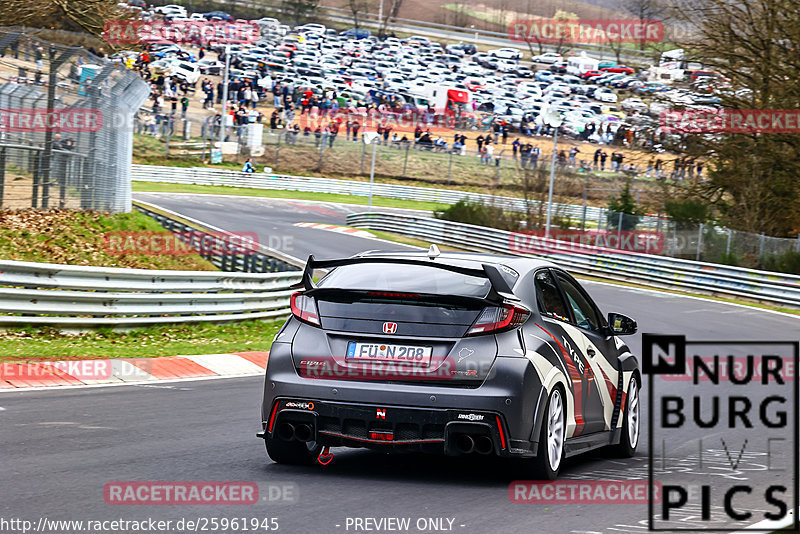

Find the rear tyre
[[265, 434, 321, 465], [612, 376, 640, 458], [529, 387, 566, 480]]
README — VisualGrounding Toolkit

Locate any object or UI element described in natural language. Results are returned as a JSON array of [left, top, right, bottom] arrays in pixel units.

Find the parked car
[[621, 97, 648, 113], [531, 52, 562, 64], [601, 65, 636, 75], [489, 48, 523, 60], [341, 28, 371, 39], [594, 88, 619, 103], [202, 11, 232, 21]]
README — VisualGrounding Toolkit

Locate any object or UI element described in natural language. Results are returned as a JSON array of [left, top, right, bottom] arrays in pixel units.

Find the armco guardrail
[[134, 200, 302, 273], [131, 164, 604, 222], [0, 260, 302, 327], [347, 212, 800, 309]]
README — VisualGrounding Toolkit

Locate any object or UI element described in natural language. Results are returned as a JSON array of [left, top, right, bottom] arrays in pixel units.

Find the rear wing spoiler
[[293, 254, 519, 301]]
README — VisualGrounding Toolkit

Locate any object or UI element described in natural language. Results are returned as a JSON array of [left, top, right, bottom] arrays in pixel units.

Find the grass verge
[[0, 320, 284, 362], [0, 209, 216, 270]]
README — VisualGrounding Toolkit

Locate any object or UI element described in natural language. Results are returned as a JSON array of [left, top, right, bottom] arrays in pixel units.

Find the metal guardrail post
[[402, 143, 410, 177], [0, 146, 5, 208], [447, 151, 453, 184], [726, 228, 732, 257], [581, 189, 587, 231], [31, 151, 41, 208], [759, 232, 765, 258], [696, 223, 704, 262]]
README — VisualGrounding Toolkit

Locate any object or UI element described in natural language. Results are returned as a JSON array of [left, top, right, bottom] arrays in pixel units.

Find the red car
[[601, 65, 635, 74], [581, 70, 605, 79]]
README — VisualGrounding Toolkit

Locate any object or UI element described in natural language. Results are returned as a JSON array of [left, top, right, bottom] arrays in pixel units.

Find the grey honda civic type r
[[258, 249, 640, 479]]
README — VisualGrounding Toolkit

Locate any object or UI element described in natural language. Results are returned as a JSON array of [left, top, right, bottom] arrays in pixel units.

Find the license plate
[[346, 342, 432, 365]]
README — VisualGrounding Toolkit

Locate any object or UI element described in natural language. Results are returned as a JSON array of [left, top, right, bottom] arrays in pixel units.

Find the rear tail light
[[290, 292, 320, 325], [467, 304, 529, 336]]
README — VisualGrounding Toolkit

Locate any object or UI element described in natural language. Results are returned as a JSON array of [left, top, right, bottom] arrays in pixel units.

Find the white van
[[566, 54, 599, 76]]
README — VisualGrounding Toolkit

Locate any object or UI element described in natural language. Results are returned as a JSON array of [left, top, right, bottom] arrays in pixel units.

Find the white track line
[[0, 373, 263, 393]]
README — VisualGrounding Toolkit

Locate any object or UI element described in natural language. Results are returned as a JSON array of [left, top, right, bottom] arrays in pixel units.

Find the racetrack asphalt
[[0, 192, 795, 534]]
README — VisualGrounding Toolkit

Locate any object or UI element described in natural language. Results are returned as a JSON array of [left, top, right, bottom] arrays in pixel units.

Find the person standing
[[531, 145, 540, 169], [519, 143, 530, 168], [34, 42, 43, 70], [329, 120, 339, 147], [180, 95, 189, 119], [568, 146, 580, 168], [599, 150, 608, 171]]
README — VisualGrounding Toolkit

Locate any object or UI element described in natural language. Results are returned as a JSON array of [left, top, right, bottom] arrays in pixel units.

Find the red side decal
[[537, 325, 585, 436]]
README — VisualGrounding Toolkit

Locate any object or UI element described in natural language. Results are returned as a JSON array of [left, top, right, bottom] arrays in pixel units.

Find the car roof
[[354, 250, 558, 274]]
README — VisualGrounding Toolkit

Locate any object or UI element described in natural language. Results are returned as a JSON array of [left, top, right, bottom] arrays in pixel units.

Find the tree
[[379, 0, 404, 38], [0, 0, 122, 37], [551, 10, 579, 57], [348, 0, 370, 30], [282, 0, 320, 25], [665, 0, 800, 237], [621, 0, 666, 51], [518, 166, 551, 230], [607, 180, 645, 230]]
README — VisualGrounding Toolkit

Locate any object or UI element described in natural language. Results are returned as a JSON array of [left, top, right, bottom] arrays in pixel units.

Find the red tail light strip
[[267, 401, 280, 432], [496, 415, 507, 450]]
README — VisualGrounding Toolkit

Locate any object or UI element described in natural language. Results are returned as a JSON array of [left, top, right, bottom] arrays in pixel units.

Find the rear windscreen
[[318, 263, 491, 298]]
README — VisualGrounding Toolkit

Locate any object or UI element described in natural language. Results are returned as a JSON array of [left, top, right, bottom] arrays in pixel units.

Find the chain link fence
[[0, 30, 150, 211]]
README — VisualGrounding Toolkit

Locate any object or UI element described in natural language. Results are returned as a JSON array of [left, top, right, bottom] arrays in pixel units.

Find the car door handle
[[587, 348, 596, 357]]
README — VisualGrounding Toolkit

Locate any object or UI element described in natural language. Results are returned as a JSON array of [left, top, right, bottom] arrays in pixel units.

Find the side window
[[534, 270, 570, 322], [554, 272, 601, 331]]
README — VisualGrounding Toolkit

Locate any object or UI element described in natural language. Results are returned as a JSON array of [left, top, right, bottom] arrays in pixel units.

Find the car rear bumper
[[259, 343, 545, 458]]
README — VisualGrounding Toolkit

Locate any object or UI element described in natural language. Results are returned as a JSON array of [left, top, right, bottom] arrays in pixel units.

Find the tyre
[[529, 387, 566, 480], [613, 376, 640, 457], [265, 433, 321, 465]]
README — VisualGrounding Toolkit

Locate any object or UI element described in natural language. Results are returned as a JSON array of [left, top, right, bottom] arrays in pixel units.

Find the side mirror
[[608, 312, 637, 336]]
